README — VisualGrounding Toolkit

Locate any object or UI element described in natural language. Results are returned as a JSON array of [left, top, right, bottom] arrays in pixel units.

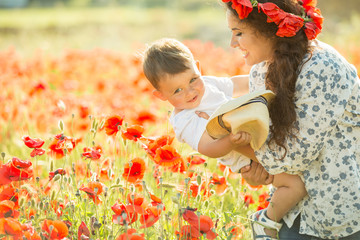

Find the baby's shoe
[[249, 209, 283, 240]]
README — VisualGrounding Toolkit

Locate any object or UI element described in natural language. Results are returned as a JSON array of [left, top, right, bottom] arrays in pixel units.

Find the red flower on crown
[[276, 13, 304, 37], [226, 0, 323, 40], [223, 0, 254, 19], [259, 2, 304, 37], [298, 0, 317, 11], [306, 7, 323, 28], [258, 2, 287, 25]]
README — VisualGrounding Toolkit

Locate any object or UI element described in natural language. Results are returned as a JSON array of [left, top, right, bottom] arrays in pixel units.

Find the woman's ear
[[153, 90, 167, 101]]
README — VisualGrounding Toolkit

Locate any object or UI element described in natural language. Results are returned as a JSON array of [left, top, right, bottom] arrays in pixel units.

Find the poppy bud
[[58, 120, 64, 132]]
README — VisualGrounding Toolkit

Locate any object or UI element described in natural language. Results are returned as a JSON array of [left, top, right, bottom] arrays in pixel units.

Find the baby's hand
[[196, 111, 210, 120], [230, 131, 251, 146]]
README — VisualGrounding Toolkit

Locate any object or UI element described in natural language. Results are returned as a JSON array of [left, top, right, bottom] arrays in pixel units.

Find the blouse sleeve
[[256, 50, 358, 175], [249, 62, 268, 92]]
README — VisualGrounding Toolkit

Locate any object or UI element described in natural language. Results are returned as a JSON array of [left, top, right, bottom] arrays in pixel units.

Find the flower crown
[[223, 0, 323, 40]]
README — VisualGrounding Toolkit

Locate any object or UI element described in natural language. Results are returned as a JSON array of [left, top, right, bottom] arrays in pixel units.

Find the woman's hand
[[240, 161, 274, 186]]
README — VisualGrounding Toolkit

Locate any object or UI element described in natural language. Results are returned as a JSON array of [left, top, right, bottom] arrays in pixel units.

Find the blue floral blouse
[[250, 41, 360, 239]]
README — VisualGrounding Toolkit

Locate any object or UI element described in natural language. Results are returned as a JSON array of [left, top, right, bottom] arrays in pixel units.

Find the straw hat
[[206, 90, 275, 150]]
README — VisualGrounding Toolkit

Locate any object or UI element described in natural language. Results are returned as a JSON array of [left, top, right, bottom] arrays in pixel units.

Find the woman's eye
[[236, 32, 242, 37]]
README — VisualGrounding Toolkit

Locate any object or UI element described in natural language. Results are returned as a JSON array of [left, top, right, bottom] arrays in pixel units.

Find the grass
[[0, 6, 230, 56], [1, 5, 359, 57]]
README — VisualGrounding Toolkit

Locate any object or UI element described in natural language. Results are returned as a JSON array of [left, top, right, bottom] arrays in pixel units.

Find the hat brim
[[206, 90, 275, 150]]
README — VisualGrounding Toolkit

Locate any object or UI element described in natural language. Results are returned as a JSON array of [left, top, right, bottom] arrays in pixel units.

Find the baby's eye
[[190, 78, 197, 83], [174, 88, 182, 94]]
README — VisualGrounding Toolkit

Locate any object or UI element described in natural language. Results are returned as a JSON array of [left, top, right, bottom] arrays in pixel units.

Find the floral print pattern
[[249, 41, 360, 239]]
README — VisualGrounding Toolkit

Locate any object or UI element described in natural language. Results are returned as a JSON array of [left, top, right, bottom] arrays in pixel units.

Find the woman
[[222, 0, 360, 239]]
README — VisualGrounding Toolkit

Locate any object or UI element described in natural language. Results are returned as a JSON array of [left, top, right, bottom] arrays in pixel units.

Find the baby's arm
[[230, 75, 249, 97], [197, 131, 251, 158]]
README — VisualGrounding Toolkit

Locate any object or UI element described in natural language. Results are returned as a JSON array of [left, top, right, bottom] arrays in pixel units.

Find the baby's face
[[155, 61, 205, 111]]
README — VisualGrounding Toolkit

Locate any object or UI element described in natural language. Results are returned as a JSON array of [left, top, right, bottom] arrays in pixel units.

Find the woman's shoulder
[[300, 40, 357, 75], [306, 41, 340, 63]]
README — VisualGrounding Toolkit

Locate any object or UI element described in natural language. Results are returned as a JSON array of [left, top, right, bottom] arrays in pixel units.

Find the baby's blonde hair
[[143, 38, 194, 89]]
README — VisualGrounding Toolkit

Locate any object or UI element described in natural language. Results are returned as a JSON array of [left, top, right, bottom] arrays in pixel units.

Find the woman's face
[[226, 10, 274, 66]]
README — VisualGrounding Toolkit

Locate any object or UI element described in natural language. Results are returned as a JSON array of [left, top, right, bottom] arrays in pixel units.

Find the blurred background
[[0, 0, 359, 57]]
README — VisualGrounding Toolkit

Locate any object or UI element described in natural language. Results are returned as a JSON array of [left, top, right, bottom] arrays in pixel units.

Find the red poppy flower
[[111, 202, 139, 225], [304, 22, 320, 40], [257, 192, 270, 211], [0, 185, 18, 207], [182, 209, 217, 239], [122, 157, 146, 183], [22, 222, 41, 240], [30, 148, 45, 157], [0, 158, 33, 186], [183, 208, 199, 227], [99, 158, 114, 181], [116, 228, 145, 240], [259, 3, 304, 37], [78, 221, 90, 239], [127, 192, 146, 209], [258, 2, 287, 25], [122, 125, 144, 142], [187, 155, 206, 166], [104, 115, 124, 136], [0, 200, 19, 218], [11, 157, 32, 169], [78, 104, 90, 119], [197, 215, 217, 239], [276, 13, 304, 37], [139, 205, 162, 228], [140, 135, 174, 159], [132, 110, 157, 125], [0, 218, 23, 237], [298, 0, 317, 11], [149, 193, 162, 204], [209, 173, 228, 196], [223, 0, 253, 19], [181, 178, 210, 198], [79, 181, 105, 205], [153, 145, 182, 167], [244, 193, 255, 207], [22, 136, 45, 149], [81, 146, 102, 161], [49, 168, 66, 180], [169, 157, 187, 174], [29, 82, 46, 96], [41, 219, 68, 240], [48, 134, 80, 159], [50, 200, 65, 217], [176, 225, 201, 239], [306, 6, 323, 30]]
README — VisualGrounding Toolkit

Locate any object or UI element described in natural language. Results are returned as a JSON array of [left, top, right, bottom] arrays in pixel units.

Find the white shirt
[[169, 76, 251, 172]]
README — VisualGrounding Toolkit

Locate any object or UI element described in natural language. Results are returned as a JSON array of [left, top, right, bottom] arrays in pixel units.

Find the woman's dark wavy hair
[[225, 0, 310, 159]]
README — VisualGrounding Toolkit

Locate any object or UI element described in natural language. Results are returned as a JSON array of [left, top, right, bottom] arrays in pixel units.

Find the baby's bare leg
[[267, 173, 307, 222]]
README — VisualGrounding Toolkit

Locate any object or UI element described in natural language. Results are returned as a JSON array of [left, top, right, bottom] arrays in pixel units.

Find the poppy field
[[1, 34, 360, 239]]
